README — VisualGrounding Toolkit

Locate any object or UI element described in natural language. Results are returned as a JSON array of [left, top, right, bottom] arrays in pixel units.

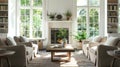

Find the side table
[[107, 50, 120, 67], [0, 50, 15, 67]]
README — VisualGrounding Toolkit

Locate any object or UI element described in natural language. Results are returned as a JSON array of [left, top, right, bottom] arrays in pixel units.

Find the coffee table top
[[46, 44, 75, 52]]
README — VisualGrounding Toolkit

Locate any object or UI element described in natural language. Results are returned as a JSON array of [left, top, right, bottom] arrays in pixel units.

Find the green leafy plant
[[57, 28, 68, 39], [74, 31, 87, 42], [57, 28, 68, 44], [47, 12, 56, 20], [64, 10, 72, 20]]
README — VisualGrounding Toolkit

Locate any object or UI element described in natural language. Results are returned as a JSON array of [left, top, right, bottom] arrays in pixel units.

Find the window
[[77, 0, 100, 37], [18, 0, 43, 38]]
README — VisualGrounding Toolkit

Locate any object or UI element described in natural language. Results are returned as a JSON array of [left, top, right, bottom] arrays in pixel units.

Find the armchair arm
[[2, 45, 27, 67], [97, 45, 117, 67], [82, 40, 90, 44], [17, 42, 33, 47], [89, 42, 100, 47]]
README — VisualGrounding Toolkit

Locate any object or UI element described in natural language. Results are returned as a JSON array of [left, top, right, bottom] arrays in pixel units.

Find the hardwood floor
[[27, 50, 95, 67]]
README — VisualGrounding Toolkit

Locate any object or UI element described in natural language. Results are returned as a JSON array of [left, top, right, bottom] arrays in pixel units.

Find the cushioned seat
[[89, 46, 97, 55]]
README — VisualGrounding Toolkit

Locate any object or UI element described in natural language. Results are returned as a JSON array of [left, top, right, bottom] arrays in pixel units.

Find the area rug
[[27, 50, 95, 67]]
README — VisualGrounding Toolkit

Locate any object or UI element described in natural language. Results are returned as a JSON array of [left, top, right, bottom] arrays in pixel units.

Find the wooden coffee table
[[46, 44, 75, 62]]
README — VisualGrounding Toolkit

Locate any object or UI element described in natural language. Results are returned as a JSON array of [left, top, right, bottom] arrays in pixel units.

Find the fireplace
[[51, 28, 69, 44]]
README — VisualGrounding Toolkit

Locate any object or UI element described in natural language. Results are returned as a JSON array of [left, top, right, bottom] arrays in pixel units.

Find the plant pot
[[66, 16, 71, 20]]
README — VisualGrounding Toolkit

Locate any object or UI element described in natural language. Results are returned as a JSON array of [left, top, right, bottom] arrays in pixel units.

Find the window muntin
[[19, 0, 43, 38]]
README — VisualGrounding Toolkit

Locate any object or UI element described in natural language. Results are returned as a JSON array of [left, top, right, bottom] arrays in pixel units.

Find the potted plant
[[47, 12, 56, 20], [74, 31, 87, 42], [64, 10, 72, 20], [57, 28, 68, 47]]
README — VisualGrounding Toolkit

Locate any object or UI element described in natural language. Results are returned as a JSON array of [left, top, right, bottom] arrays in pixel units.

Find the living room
[[0, 0, 120, 67]]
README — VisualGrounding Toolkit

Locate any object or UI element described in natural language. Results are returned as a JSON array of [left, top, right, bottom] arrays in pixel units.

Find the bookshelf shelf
[[0, 0, 8, 33], [107, 0, 118, 33]]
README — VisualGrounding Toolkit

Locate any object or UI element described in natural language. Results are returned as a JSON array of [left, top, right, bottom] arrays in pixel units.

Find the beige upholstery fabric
[[0, 39, 7, 47], [97, 45, 117, 67], [93, 36, 102, 42], [104, 37, 120, 46], [82, 36, 120, 66]]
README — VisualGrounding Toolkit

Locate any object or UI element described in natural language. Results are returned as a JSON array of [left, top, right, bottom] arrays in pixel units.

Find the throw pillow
[[20, 36, 29, 42], [104, 37, 120, 46], [14, 36, 21, 43], [6, 37, 17, 46], [93, 36, 102, 43]]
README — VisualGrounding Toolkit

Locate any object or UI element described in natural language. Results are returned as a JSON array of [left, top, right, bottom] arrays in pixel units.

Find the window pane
[[89, 8, 99, 37], [20, 23, 30, 37], [77, 0, 87, 6], [20, 9, 30, 37], [77, 8, 87, 32], [20, 9, 30, 22], [21, 0, 30, 6], [32, 9, 42, 38], [33, 0, 42, 6], [89, 0, 100, 6]]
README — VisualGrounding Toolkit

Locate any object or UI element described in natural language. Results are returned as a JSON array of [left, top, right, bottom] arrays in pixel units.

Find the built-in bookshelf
[[0, 0, 8, 33], [107, 0, 118, 33]]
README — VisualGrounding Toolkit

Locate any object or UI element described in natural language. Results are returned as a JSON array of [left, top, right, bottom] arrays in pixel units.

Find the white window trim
[[16, 0, 46, 39]]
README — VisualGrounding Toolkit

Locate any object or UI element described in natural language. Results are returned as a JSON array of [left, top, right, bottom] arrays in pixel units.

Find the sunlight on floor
[[60, 57, 78, 67]]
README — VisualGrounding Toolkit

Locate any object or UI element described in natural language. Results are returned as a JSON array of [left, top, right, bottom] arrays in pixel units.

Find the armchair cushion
[[89, 46, 97, 55]]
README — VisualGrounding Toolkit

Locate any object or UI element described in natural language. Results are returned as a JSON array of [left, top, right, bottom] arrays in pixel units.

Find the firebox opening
[[51, 28, 69, 44]]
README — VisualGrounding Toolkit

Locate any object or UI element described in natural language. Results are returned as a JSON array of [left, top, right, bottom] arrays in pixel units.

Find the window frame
[[77, 0, 100, 37], [17, 0, 44, 38]]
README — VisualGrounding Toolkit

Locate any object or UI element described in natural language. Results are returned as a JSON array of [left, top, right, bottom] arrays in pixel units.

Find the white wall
[[46, 0, 73, 15], [99, 0, 106, 36], [8, 0, 17, 37]]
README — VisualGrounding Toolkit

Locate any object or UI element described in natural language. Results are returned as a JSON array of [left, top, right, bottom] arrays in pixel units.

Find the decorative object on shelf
[[64, 10, 72, 20], [56, 14, 62, 20], [47, 12, 56, 20]]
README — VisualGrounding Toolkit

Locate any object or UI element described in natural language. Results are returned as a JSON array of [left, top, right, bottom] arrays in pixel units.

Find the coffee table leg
[[67, 52, 71, 61], [51, 52, 55, 62]]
